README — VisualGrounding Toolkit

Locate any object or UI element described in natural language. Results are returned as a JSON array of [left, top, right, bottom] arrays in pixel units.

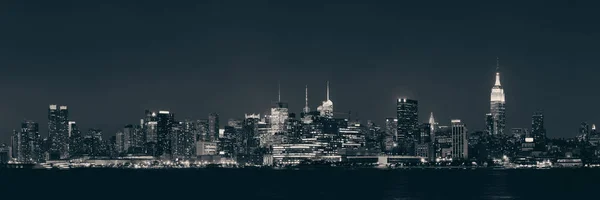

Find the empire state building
[[489, 58, 506, 135]]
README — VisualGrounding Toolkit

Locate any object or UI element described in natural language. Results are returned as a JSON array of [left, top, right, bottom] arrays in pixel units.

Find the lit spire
[[494, 57, 501, 86], [303, 85, 310, 113], [278, 81, 281, 102], [326, 81, 330, 101], [429, 112, 436, 132], [305, 85, 308, 107], [429, 112, 435, 124]]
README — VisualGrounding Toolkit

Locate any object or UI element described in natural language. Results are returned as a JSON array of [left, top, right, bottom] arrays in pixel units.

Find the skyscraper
[[142, 110, 158, 143], [490, 58, 506, 135], [157, 111, 175, 156], [48, 105, 69, 159], [451, 119, 468, 159], [396, 98, 419, 140], [531, 111, 546, 149], [14, 121, 41, 163], [171, 122, 194, 158], [317, 81, 333, 118], [208, 113, 220, 141], [115, 131, 125, 154], [270, 83, 289, 135]]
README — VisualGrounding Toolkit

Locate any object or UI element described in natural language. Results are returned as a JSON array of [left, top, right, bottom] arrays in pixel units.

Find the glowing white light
[[159, 111, 169, 114], [525, 138, 534, 143]]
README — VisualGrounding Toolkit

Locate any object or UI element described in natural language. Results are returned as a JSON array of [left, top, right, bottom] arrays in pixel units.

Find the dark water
[[1, 168, 598, 200]]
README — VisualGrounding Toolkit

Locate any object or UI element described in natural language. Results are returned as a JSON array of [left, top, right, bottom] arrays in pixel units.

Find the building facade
[[48, 105, 69, 159], [451, 119, 468, 160]]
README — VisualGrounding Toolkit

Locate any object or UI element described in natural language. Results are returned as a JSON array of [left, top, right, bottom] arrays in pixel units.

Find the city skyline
[[2, 1, 600, 142], [0, 66, 596, 143]]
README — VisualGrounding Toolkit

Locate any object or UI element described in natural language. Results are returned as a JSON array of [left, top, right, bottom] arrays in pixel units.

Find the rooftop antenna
[[496, 56, 500, 72], [305, 85, 308, 108], [326, 81, 330, 101], [278, 81, 281, 102]]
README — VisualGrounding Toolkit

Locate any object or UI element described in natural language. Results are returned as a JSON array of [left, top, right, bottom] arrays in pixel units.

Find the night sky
[[1, 0, 599, 143]]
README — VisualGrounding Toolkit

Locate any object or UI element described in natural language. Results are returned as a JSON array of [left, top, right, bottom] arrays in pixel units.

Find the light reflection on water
[[383, 170, 518, 200]]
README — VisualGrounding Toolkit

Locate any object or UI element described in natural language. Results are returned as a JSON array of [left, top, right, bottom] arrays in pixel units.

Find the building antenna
[[305, 85, 308, 108], [496, 56, 500, 72], [278, 81, 281, 102], [326, 81, 330, 101]]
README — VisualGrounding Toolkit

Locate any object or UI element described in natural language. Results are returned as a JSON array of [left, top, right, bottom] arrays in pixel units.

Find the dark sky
[[0, 0, 599, 143]]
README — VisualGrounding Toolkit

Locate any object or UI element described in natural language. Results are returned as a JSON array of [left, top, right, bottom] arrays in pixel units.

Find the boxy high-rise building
[[397, 98, 419, 140], [451, 119, 468, 160], [48, 105, 69, 160]]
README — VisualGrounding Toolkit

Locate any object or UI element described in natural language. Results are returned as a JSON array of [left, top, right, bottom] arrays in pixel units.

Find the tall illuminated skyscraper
[[270, 83, 289, 134], [48, 105, 69, 159], [208, 113, 220, 141], [490, 58, 506, 135], [384, 118, 398, 152], [396, 98, 419, 140], [531, 111, 546, 149], [157, 110, 175, 156]]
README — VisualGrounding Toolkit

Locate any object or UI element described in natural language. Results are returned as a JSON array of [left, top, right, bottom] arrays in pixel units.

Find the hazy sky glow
[[1, 0, 599, 142]]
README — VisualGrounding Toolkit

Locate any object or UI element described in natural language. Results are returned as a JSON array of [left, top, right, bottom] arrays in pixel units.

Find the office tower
[[192, 119, 209, 141], [531, 111, 546, 150], [269, 83, 289, 136], [170, 122, 184, 157], [208, 113, 220, 141], [490, 58, 506, 135], [123, 124, 134, 153], [48, 105, 69, 159], [180, 120, 197, 158], [270, 104, 289, 135], [132, 125, 144, 152], [317, 81, 334, 118], [143, 110, 158, 143], [121, 124, 143, 153], [157, 111, 175, 156], [13, 121, 41, 163], [83, 129, 103, 156], [384, 118, 397, 152], [115, 131, 125, 154], [451, 119, 468, 159], [68, 121, 82, 157], [397, 98, 419, 140], [146, 121, 158, 143]]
